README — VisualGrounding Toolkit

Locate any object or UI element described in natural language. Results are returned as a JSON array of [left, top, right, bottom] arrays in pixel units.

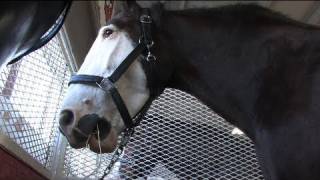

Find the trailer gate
[[0, 33, 264, 179]]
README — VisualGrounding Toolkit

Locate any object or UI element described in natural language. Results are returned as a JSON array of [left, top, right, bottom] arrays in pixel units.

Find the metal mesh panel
[[0, 35, 71, 170], [63, 89, 264, 180]]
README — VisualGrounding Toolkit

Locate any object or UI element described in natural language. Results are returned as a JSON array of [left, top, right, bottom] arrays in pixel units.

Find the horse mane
[[166, 4, 320, 30]]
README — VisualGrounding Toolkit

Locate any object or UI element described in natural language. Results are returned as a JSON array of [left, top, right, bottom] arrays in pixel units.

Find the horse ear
[[112, 1, 140, 17]]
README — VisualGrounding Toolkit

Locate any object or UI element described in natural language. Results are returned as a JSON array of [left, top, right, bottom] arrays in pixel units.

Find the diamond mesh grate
[[0, 35, 71, 170], [64, 89, 264, 180]]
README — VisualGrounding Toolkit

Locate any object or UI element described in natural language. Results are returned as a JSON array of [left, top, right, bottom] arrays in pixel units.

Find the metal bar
[[51, 30, 75, 179], [51, 134, 68, 180], [57, 26, 78, 73]]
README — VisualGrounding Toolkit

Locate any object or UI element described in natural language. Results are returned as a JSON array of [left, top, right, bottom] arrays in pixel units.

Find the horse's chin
[[88, 128, 118, 153]]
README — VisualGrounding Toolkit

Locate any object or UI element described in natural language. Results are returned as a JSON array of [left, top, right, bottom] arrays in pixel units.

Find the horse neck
[[153, 10, 273, 136]]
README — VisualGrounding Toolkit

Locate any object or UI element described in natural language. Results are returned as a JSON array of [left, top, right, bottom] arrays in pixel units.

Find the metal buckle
[[96, 78, 114, 92], [146, 52, 156, 62], [140, 14, 152, 24]]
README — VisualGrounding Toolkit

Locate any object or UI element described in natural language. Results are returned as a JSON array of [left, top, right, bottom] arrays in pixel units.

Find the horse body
[[158, 6, 320, 180], [157, 6, 320, 179], [60, 2, 320, 179]]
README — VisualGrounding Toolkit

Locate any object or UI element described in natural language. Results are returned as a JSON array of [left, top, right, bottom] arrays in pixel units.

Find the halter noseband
[[68, 9, 157, 130]]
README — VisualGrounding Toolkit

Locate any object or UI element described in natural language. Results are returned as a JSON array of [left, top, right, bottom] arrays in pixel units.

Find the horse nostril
[[95, 120, 111, 140], [77, 114, 111, 139], [59, 110, 74, 126]]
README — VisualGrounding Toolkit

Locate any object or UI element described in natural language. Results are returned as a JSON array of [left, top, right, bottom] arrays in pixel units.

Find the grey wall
[[63, 1, 98, 68]]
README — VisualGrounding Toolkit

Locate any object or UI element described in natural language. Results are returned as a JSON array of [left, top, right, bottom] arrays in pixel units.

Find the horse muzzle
[[59, 110, 112, 150]]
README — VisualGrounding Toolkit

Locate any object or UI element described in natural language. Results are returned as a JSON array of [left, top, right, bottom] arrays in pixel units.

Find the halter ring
[[146, 52, 156, 62]]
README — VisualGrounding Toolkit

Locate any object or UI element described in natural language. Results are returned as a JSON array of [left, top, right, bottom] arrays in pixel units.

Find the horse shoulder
[[253, 27, 320, 180]]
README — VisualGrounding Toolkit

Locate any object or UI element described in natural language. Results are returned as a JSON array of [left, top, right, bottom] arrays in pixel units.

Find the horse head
[[59, 1, 167, 153]]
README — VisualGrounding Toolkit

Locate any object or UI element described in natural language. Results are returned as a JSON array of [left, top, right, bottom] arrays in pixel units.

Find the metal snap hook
[[146, 52, 156, 62], [139, 36, 154, 48], [146, 41, 154, 49]]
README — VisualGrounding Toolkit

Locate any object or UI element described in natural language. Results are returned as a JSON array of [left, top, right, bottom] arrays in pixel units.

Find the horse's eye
[[103, 29, 113, 38]]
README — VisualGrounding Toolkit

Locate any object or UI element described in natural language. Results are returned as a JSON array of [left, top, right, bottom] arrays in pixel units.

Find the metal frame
[[58, 26, 79, 73], [0, 25, 75, 179]]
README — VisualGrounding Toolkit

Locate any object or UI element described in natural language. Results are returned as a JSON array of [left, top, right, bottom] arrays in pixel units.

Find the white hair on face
[[61, 24, 150, 134]]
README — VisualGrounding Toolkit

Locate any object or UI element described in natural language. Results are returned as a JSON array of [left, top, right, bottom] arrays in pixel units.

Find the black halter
[[68, 9, 157, 130]]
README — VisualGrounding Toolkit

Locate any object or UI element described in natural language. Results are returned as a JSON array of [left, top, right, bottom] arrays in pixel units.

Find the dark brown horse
[[59, 1, 320, 179]]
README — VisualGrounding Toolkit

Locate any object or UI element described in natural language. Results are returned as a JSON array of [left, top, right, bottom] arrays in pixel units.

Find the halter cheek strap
[[68, 9, 158, 130]]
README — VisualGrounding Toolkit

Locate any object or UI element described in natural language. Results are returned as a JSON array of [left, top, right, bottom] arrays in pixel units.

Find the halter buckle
[[96, 78, 115, 92], [140, 14, 152, 24]]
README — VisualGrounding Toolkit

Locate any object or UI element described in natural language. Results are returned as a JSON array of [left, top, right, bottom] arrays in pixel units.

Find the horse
[[0, 2, 70, 70], [59, 1, 320, 180]]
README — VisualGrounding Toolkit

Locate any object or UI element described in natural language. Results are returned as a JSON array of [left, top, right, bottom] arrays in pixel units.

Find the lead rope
[[99, 128, 134, 180]]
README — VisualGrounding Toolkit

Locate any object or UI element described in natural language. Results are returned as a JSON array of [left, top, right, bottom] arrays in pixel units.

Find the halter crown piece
[[68, 9, 156, 130]]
